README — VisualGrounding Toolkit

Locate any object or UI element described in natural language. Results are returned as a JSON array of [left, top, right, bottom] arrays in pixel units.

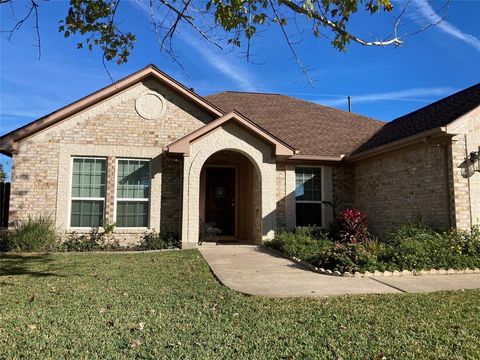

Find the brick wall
[[160, 157, 183, 235], [276, 163, 286, 229], [332, 165, 354, 213], [448, 106, 480, 229], [9, 78, 214, 243], [353, 143, 450, 236]]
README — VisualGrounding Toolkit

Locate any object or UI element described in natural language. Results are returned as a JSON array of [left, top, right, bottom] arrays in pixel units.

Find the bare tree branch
[[277, 0, 403, 47], [157, 0, 223, 50], [1, 0, 41, 59], [148, 0, 186, 70], [268, 0, 314, 86]]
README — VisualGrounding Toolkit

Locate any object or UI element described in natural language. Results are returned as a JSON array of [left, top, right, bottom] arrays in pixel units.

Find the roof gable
[[0, 65, 224, 156], [166, 111, 296, 157]]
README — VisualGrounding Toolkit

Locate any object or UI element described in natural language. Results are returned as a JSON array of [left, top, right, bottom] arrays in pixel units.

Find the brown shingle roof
[[355, 83, 480, 153], [205, 91, 385, 157]]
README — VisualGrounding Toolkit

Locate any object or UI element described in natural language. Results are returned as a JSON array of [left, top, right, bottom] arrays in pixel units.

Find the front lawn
[[1, 251, 479, 359]]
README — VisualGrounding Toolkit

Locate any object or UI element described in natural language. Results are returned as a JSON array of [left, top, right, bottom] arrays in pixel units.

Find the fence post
[[0, 181, 10, 228]]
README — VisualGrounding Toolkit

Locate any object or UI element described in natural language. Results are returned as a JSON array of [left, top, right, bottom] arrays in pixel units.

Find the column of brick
[[105, 156, 116, 225]]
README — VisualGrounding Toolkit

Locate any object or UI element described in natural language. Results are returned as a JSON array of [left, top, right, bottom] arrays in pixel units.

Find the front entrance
[[205, 167, 236, 237]]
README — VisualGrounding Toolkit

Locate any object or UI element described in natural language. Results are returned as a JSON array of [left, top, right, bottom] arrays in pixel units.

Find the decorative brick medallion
[[135, 92, 167, 120]]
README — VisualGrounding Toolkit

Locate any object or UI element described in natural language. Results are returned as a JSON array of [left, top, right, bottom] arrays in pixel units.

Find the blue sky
[[1, 0, 479, 176]]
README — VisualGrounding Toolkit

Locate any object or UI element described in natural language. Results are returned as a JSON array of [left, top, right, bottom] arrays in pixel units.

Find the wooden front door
[[205, 167, 236, 236]]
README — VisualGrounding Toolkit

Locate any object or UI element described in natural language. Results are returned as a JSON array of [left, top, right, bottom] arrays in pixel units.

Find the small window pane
[[71, 200, 104, 227], [71, 158, 106, 198], [296, 203, 322, 227], [117, 160, 150, 199], [295, 167, 321, 201], [116, 201, 148, 227]]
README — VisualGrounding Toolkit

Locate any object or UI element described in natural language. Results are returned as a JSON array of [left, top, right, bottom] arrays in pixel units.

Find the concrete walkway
[[198, 245, 480, 297]]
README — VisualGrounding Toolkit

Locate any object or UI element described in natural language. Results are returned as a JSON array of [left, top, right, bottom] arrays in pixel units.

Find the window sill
[[114, 228, 149, 233], [66, 227, 150, 234], [66, 227, 103, 233]]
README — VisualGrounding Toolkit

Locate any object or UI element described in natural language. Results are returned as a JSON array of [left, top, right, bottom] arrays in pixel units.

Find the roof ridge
[[208, 91, 385, 123], [275, 93, 385, 124], [222, 90, 282, 95], [390, 82, 480, 124]]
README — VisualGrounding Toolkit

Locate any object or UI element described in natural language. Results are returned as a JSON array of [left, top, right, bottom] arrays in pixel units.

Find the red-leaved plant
[[335, 208, 371, 244]]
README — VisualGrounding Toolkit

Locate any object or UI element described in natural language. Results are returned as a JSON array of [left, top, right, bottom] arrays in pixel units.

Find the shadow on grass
[[0, 253, 65, 278]]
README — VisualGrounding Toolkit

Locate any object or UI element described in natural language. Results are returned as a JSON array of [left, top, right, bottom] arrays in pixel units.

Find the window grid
[[116, 159, 150, 228], [117, 159, 150, 199], [116, 201, 149, 228], [295, 167, 322, 227], [70, 158, 106, 228]]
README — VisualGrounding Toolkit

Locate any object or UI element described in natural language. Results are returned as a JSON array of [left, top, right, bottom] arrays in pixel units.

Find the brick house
[[1, 65, 479, 248]]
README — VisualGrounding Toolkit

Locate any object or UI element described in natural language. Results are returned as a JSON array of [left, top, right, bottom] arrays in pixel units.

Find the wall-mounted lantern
[[468, 148, 480, 172]]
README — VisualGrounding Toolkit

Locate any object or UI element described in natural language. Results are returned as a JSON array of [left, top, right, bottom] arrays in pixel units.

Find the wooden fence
[[0, 182, 10, 228]]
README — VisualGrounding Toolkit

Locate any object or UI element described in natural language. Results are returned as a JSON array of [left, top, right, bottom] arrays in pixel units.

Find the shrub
[[332, 208, 372, 244], [320, 242, 379, 273], [61, 220, 121, 252], [5, 215, 60, 252], [137, 231, 180, 250], [269, 221, 480, 273], [266, 227, 332, 264], [380, 223, 480, 271], [451, 225, 480, 256]]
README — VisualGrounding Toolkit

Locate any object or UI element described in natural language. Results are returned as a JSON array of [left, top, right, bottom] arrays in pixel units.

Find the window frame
[[114, 158, 151, 229], [294, 165, 325, 228], [68, 156, 107, 229]]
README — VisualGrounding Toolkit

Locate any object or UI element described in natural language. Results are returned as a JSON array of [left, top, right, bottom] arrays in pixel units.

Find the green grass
[[1, 251, 479, 359]]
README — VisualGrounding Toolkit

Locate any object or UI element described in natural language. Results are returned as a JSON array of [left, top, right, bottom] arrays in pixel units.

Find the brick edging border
[[264, 246, 480, 278]]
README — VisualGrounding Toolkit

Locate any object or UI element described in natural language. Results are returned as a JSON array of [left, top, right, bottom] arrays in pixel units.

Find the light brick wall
[[448, 106, 480, 229], [449, 135, 471, 229], [9, 79, 214, 242], [353, 143, 450, 236], [181, 123, 276, 246], [276, 163, 287, 229]]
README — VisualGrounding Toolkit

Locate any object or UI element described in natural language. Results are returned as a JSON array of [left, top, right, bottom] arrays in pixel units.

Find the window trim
[[294, 165, 325, 228], [68, 156, 107, 229], [114, 158, 151, 229]]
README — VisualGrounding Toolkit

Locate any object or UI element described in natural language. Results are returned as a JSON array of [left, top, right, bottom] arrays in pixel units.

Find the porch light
[[468, 148, 480, 172]]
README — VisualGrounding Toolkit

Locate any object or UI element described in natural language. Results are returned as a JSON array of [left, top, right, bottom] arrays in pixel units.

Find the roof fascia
[[166, 111, 296, 157], [285, 154, 344, 162], [347, 127, 450, 163], [0, 65, 224, 156]]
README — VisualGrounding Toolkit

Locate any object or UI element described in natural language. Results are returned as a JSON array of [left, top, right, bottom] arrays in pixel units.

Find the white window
[[116, 159, 150, 227], [70, 157, 106, 227], [295, 167, 323, 227]]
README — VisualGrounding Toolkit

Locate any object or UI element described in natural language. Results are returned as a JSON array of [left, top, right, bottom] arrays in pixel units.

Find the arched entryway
[[178, 121, 282, 248], [199, 150, 261, 243]]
